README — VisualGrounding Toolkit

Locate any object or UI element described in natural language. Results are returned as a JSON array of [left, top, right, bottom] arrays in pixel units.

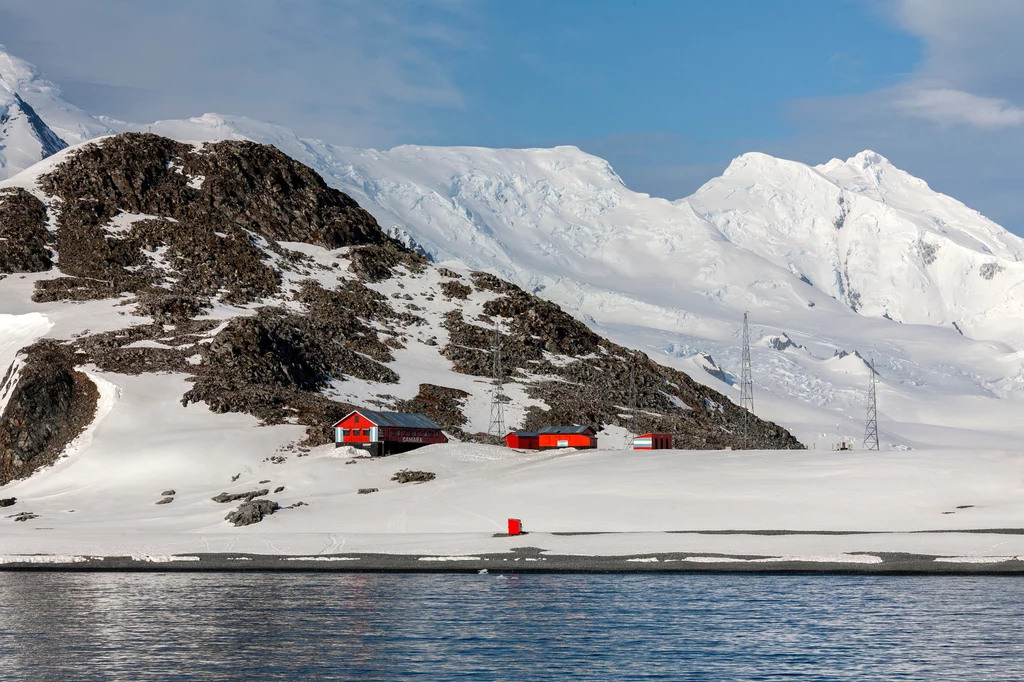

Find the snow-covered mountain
[[0, 45, 111, 178], [0, 48, 1022, 452], [0, 80, 68, 175], [688, 150, 1024, 342]]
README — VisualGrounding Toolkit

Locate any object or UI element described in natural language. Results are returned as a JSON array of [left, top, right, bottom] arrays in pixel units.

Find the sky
[[2, 0, 1024, 233]]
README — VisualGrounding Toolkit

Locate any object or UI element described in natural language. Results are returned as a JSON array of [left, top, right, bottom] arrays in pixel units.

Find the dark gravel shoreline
[[2, 550, 1023, 574]]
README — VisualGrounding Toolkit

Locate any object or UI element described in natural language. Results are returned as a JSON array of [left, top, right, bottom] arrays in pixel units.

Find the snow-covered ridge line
[[4, 45, 1024, 454]]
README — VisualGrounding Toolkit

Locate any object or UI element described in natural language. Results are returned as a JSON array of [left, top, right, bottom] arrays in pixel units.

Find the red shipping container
[[508, 518, 523, 536]]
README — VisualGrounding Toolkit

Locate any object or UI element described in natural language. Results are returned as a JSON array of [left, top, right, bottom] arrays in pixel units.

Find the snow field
[[3, 423, 1024, 557]]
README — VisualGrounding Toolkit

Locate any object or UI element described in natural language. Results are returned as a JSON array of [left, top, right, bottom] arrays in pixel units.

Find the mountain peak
[[0, 44, 51, 94], [816, 149, 930, 194], [0, 47, 112, 179], [848, 149, 891, 167], [0, 49, 70, 174], [719, 151, 826, 187]]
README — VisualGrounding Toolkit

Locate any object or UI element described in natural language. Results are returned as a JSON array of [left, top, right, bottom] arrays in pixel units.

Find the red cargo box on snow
[[508, 518, 523, 536]]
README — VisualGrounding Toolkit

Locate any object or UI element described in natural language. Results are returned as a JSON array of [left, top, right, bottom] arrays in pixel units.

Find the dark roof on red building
[[538, 425, 596, 435]]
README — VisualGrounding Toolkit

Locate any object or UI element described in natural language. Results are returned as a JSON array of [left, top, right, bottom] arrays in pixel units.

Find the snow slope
[[0, 80, 67, 178], [0, 45, 111, 178], [688, 150, 1024, 343], [3, 438, 1023, 560]]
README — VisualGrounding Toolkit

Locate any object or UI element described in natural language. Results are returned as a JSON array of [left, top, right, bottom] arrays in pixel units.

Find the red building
[[333, 410, 447, 457], [632, 433, 673, 450], [505, 432, 540, 449], [537, 425, 597, 450]]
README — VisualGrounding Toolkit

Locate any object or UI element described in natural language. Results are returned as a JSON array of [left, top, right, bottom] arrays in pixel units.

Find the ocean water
[[1, 572, 1022, 680]]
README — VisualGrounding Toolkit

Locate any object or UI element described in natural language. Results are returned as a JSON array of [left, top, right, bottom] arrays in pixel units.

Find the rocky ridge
[[0, 133, 801, 486]]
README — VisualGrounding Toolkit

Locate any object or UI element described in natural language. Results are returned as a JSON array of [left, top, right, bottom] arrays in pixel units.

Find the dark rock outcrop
[[396, 384, 470, 432], [439, 280, 472, 300], [225, 499, 279, 526], [71, 318, 217, 376], [32, 133, 415, 304], [181, 306, 390, 426], [0, 187, 52, 273], [211, 489, 269, 504], [0, 341, 99, 485], [391, 470, 436, 484], [0, 497, 16, 508], [769, 333, 802, 351]]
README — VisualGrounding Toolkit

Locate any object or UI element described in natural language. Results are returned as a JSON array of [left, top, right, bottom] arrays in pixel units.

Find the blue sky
[[2, 0, 1024, 232], [439, 2, 917, 145]]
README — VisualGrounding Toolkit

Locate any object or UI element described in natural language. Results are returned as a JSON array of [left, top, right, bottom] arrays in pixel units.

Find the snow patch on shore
[[0, 554, 87, 564], [677, 554, 883, 564], [934, 556, 1024, 564]]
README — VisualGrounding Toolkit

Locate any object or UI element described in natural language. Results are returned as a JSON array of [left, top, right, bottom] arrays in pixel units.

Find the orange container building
[[537, 425, 597, 450], [505, 432, 540, 449]]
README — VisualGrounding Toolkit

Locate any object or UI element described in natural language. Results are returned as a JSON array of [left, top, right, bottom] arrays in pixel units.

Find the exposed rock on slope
[[181, 305, 395, 424], [0, 132, 802, 465], [34, 133, 409, 304], [444, 273, 800, 450], [0, 341, 98, 485], [397, 384, 471, 431], [0, 187, 52, 273]]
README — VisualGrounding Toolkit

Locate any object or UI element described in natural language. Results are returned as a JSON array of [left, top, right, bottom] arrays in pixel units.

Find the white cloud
[[882, 0, 1024, 129], [776, 1, 1024, 232], [895, 87, 1024, 128], [892, 0, 1024, 92]]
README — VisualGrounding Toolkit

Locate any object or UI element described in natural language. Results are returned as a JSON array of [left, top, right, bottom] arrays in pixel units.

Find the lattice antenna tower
[[624, 357, 637, 448], [487, 318, 507, 438], [740, 311, 754, 440], [864, 357, 879, 451]]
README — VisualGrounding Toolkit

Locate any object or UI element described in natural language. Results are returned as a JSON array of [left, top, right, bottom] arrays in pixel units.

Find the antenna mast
[[864, 357, 879, 451], [624, 358, 637, 448], [740, 311, 754, 440], [487, 318, 507, 438]]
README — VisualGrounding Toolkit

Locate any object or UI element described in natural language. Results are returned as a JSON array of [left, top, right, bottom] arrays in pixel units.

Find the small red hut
[[632, 433, 673, 450], [505, 432, 540, 449], [333, 410, 447, 457], [538, 425, 597, 450]]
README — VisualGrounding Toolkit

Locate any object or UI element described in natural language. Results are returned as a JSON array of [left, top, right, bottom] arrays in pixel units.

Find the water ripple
[[1, 573, 1023, 680]]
